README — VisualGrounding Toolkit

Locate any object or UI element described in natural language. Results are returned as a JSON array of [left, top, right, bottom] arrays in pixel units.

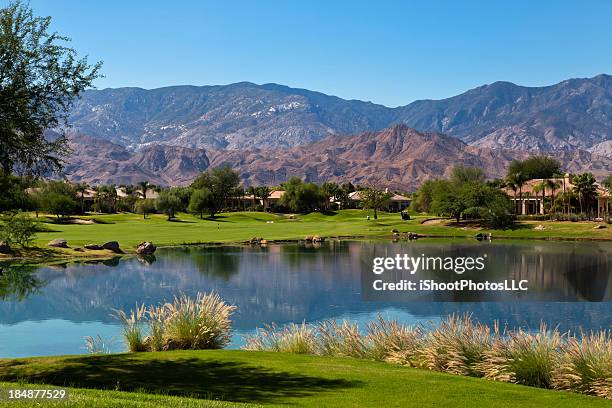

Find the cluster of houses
[[239, 189, 412, 212], [27, 175, 612, 218], [502, 174, 611, 218]]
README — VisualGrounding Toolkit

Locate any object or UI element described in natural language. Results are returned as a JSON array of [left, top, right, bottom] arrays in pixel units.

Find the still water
[[0, 240, 610, 357]]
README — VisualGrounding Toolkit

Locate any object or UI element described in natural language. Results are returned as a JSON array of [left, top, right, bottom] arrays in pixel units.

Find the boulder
[[304, 235, 313, 242], [312, 235, 325, 243], [136, 241, 157, 255], [84, 244, 104, 250], [73, 247, 85, 252], [534, 224, 546, 230], [260, 239, 269, 245], [249, 237, 263, 245], [102, 241, 122, 253], [48, 239, 68, 248], [0, 241, 11, 254], [593, 224, 606, 229]]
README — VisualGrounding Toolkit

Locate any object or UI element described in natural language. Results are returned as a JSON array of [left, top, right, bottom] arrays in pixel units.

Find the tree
[[75, 183, 88, 214], [451, 166, 485, 185], [430, 181, 465, 222], [0, 1, 101, 176], [602, 175, 612, 190], [188, 188, 214, 218], [280, 177, 325, 213], [156, 190, 182, 220], [545, 179, 560, 214], [507, 156, 562, 181], [246, 186, 257, 210], [40, 181, 78, 218], [506, 171, 527, 214], [134, 199, 156, 220], [255, 186, 271, 211], [321, 182, 340, 210], [361, 188, 391, 220], [138, 181, 149, 199], [191, 166, 241, 217], [410, 179, 442, 213], [572, 173, 597, 216], [0, 211, 37, 247], [532, 181, 547, 215]]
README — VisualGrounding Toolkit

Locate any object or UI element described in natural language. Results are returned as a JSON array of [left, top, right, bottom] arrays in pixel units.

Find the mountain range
[[64, 74, 612, 189], [66, 125, 612, 191]]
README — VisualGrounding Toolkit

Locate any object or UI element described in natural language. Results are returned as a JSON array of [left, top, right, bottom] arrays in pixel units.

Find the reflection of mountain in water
[[0, 241, 610, 333]]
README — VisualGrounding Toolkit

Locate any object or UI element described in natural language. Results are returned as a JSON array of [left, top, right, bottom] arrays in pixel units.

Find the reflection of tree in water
[[0, 266, 45, 301], [178, 246, 242, 281], [565, 248, 609, 301]]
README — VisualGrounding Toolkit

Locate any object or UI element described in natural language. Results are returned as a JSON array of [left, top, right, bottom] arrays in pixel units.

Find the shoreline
[[2, 231, 611, 265]]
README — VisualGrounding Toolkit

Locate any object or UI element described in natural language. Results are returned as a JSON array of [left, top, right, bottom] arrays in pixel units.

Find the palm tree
[[138, 181, 149, 199], [572, 173, 597, 217], [507, 172, 527, 214], [246, 186, 257, 210], [545, 179, 560, 215], [255, 186, 271, 212], [75, 183, 88, 214], [532, 182, 546, 215], [506, 179, 518, 214]]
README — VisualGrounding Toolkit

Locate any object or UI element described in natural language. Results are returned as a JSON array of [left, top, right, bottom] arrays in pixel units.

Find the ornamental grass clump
[[553, 331, 612, 399], [317, 320, 367, 358], [420, 314, 493, 377], [365, 316, 423, 365], [113, 292, 236, 352], [244, 321, 317, 354], [161, 292, 236, 350], [114, 304, 147, 352], [479, 323, 563, 388]]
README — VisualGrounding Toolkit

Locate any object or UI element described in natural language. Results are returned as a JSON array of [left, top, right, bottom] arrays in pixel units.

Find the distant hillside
[[66, 125, 612, 190], [67, 75, 612, 152]]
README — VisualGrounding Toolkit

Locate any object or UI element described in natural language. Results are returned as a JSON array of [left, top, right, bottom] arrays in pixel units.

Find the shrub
[[553, 331, 612, 398], [479, 324, 562, 388], [0, 211, 38, 247]]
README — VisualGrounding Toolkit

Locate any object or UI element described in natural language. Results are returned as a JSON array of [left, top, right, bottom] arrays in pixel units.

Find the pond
[[0, 239, 611, 357]]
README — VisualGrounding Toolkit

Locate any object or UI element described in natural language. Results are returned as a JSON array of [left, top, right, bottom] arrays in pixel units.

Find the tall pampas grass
[[420, 314, 492, 377], [365, 316, 422, 365], [479, 323, 563, 388], [317, 320, 367, 358], [553, 331, 612, 398], [113, 292, 236, 352], [244, 321, 317, 354], [114, 304, 147, 352], [242, 315, 610, 399]]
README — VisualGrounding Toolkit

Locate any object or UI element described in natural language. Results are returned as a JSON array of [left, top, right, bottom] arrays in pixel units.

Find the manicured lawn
[[0, 350, 609, 407], [2, 210, 610, 261]]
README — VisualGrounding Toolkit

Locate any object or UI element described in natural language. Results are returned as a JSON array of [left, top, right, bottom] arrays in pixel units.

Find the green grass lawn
[[0, 350, 609, 407], [2, 210, 611, 261]]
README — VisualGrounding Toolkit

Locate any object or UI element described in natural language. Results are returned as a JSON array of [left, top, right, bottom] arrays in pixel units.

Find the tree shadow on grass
[[0, 354, 362, 404]]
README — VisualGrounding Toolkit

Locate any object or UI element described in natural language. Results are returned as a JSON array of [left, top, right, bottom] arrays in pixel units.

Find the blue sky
[[22, 0, 612, 106]]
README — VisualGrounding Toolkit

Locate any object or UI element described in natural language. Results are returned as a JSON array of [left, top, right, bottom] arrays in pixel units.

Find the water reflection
[[0, 265, 45, 301], [0, 240, 610, 357]]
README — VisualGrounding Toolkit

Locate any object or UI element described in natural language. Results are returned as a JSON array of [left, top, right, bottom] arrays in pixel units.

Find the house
[[503, 174, 611, 218], [348, 190, 411, 212]]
